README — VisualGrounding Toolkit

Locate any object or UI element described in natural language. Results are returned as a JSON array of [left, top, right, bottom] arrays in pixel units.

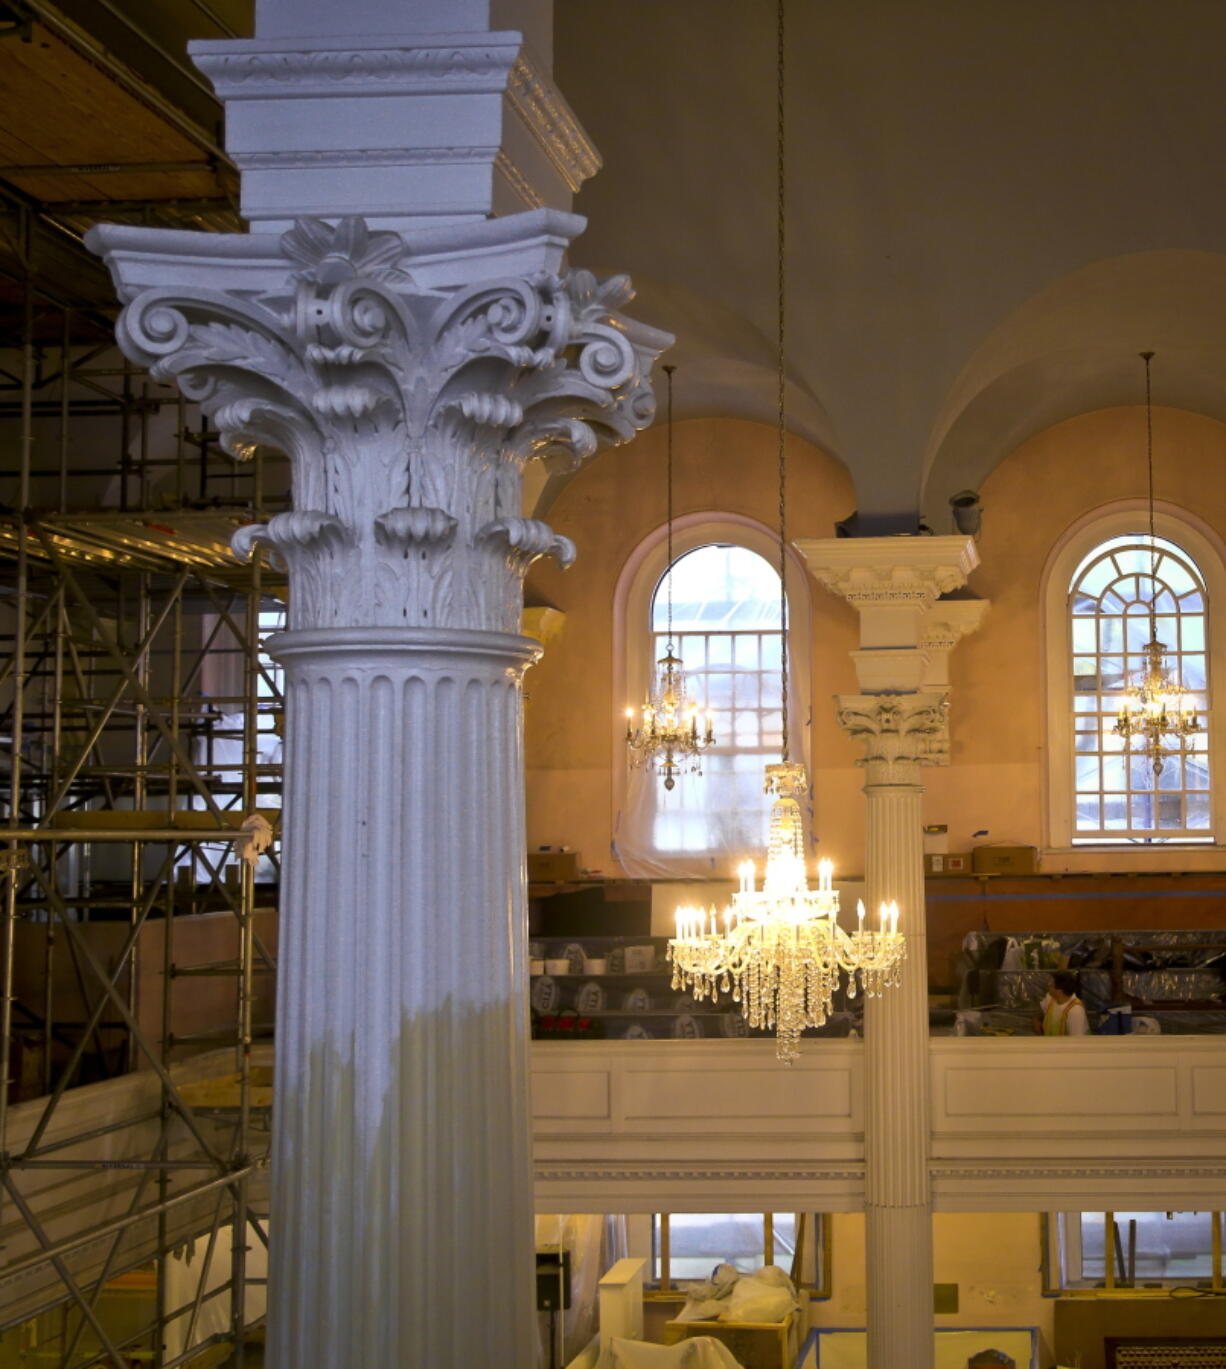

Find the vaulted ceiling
[[4, 0, 1226, 527], [556, 1, 1226, 524]]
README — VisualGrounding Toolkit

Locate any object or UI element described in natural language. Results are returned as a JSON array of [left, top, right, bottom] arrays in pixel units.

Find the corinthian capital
[[87, 211, 670, 634], [836, 693, 948, 784]]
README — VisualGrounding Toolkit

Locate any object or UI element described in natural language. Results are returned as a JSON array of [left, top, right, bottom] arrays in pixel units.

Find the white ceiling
[[554, 0, 1226, 527]]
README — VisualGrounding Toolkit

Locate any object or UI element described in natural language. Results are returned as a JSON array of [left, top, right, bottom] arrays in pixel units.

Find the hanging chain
[[1141, 350, 1157, 631], [776, 0, 789, 764], [664, 362, 676, 653], [782, 0, 788, 772]]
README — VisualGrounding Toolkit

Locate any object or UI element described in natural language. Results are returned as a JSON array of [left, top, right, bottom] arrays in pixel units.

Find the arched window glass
[[1069, 534, 1211, 841], [649, 544, 785, 853]]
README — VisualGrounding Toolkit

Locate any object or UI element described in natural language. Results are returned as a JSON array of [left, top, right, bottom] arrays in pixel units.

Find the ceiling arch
[[920, 251, 1226, 516]]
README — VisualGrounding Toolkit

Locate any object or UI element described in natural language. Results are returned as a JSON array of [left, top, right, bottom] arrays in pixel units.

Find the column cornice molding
[[192, 39, 601, 199], [795, 534, 979, 610], [506, 49, 603, 193], [191, 31, 523, 95], [921, 596, 991, 650]]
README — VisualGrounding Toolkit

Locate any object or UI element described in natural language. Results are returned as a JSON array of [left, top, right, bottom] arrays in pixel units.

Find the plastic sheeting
[[536, 1215, 629, 1369], [956, 930, 1226, 1029], [163, 1224, 267, 1363], [602, 1335, 744, 1369]]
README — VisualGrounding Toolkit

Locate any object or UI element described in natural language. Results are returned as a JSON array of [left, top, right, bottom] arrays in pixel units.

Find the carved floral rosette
[[112, 216, 669, 633]]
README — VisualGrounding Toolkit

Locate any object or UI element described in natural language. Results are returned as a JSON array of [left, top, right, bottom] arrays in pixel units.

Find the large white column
[[798, 536, 982, 1369], [837, 694, 943, 1369], [89, 212, 667, 1369], [85, 4, 667, 1363]]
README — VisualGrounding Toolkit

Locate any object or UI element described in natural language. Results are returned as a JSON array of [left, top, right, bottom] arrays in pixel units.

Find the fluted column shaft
[[840, 695, 944, 1369], [88, 209, 668, 1369], [269, 627, 538, 1364], [864, 771, 931, 1368]]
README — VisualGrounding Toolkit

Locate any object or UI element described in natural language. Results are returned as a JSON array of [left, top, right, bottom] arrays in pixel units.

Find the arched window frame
[[1042, 500, 1226, 851], [612, 513, 813, 875]]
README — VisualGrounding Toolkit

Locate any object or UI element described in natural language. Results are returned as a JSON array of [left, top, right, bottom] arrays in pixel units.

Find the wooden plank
[[0, 22, 217, 204]]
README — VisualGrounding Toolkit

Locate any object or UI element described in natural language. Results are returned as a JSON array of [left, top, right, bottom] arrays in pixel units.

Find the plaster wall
[[524, 417, 861, 876], [815, 1213, 1053, 1363], [526, 405, 1226, 879], [632, 1213, 1054, 1364], [931, 403, 1226, 872]]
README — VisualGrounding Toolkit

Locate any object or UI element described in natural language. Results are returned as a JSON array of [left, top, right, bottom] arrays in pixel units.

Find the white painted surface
[[89, 187, 667, 1368], [529, 1037, 1226, 1215], [193, 0, 597, 230]]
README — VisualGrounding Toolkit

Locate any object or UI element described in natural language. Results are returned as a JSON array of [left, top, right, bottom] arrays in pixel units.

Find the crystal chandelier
[[669, 763, 905, 1062], [1113, 352, 1203, 777], [625, 364, 715, 789], [668, 0, 905, 1062]]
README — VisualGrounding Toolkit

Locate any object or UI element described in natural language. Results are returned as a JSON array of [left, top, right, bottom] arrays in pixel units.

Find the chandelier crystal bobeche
[[1114, 635, 1201, 778], [625, 652, 715, 790], [668, 762, 906, 1062]]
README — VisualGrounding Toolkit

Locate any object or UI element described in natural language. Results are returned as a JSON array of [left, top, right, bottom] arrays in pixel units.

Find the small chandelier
[[1113, 352, 1203, 777], [624, 364, 715, 789], [669, 763, 905, 1062], [668, 0, 905, 1062]]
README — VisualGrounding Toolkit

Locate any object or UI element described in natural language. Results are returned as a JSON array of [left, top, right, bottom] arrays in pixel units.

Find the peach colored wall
[[527, 405, 1226, 882], [815, 1213, 1054, 1362], [525, 417, 861, 876], [930, 403, 1226, 872]]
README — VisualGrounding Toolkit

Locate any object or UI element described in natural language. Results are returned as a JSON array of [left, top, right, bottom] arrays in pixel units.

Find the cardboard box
[[527, 850, 581, 882], [971, 844, 1039, 875], [924, 852, 971, 876]]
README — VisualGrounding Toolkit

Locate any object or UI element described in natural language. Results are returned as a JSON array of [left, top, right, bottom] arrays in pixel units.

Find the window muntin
[[651, 1212, 824, 1292], [649, 545, 786, 855], [1069, 534, 1211, 843], [1050, 1211, 1222, 1290]]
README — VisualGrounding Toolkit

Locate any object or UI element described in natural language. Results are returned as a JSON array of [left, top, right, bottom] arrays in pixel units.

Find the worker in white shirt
[[1032, 969, 1089, 1036]]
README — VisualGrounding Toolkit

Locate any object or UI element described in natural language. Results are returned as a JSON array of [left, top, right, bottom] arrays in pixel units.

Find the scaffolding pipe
[[0, 341, 278, 1357], [0, 1160, 266, 1280], [1, 204, 35, 1199], [0, 829, 255, 842]]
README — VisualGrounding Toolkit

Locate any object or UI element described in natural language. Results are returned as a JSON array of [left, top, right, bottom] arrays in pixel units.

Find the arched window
[[613, 514, 811, 877], [1044, 504, 1223, 850], [1069, 535, 1210, 841], [650, 544, 784, 854]]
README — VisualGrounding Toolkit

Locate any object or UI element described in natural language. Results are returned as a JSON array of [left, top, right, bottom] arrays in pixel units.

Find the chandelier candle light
[[670, 763, 905, 1062], [625, 364, 715, 789], [668, 0, 905, 1062], [1113, 352, 1203, 777]]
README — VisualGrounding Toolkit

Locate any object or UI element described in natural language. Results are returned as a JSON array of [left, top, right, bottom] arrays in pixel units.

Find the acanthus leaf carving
[[477, 517, 576, 570], [374, 506, 457, 547], [232, 510, 349, 562], [837, 693, 947, 782], [92, 214, 671, 633]]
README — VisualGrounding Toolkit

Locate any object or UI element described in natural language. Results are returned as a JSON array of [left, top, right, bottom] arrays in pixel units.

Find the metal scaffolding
[[0, 203, 283, 1368]]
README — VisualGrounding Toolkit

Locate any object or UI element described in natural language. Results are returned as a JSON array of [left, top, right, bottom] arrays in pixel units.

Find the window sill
[[1041, 843, 1226, 874]]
